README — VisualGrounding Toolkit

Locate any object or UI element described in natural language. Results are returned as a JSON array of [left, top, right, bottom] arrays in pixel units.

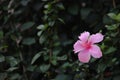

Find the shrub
[[0, 0, 120, 80]]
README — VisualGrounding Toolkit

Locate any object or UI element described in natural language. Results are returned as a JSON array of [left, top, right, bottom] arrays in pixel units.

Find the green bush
[[0, 0, 120, 80]]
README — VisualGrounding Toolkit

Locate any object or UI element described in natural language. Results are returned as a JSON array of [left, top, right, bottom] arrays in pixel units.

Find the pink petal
[[78, 31, 90, 42], [73, 40, 84, 53], [88, 33, 104, 44], [89, 45, 102, 58], [78, 50, 90, 63]]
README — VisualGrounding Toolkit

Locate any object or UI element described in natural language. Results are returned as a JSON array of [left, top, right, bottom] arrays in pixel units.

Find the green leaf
[[21, 22, 34, 31], [0, 45, 8, 50], [58, 18, 65, 24], [31, 52, 42, 64], [113, 76, 120, 80], [0, 31, 3, 39], [80, 8, 92, 20], [22, 38, 35, 45], [115, 13, 120, 21], [6, 56, 19, 67], [112, 58, 117, 63], [0, 73, 7, 80], [27, 65, 37, 71], [0, 54, 5, 62], [43, 55, 49, 61], [57, 55, 67, 61], [37, 31, 43, 36], [48, 21, 55, 26], [111, 31, 119, 37], [101, 43, 106, 50], [53, 74, 72, 80], [40, 64, 50, 73], [9, 73, 21, 80], [105, 47, 116, 54], [20, 0, 30, 6], [6, 67, 18, 72], [103, 15, 113, 24], [56, 3, 64, 10], [68, 4, 79, 15], [44, 4, 51, 9], [61, 62, 72, 68], [108, 13, 116, 20], [62, 40, 73, 46], [90, 58, 97, 63], [97, 63, 107, 73], [51, 59, 57, 65], [37, 25, 45, 30], [37, 24, 48, 30], [39, 35, 46, 44], [105, 24, 119, 30], [53, 49, 61, 56], [108, 13, 120, 21]]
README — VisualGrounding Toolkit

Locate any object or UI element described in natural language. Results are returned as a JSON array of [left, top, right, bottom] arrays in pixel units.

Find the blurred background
[[0, 0, 120, 80]]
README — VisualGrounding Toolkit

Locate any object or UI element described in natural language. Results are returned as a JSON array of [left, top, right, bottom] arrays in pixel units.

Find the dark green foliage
[[0, 0, 120, 80]]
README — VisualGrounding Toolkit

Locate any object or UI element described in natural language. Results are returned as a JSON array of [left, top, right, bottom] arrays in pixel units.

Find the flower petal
[[78, 50, 90, 63], [73, 40, 84, 53], [89, 45, 102, 58], [78, 31, 90, 42], [88, 33, 104, 44]]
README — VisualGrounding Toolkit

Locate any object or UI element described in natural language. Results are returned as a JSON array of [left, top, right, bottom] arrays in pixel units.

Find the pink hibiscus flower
[[73, 31, 104, 63]]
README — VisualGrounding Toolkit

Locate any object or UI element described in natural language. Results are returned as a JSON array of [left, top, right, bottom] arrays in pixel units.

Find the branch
[[112, 0, 116, 8]]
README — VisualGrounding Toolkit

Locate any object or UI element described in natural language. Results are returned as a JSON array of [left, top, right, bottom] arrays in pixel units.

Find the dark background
[[0, 0, 120, 80]]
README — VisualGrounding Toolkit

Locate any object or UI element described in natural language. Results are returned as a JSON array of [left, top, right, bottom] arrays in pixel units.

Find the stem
[[8, 0, 14, 9], [19, 52, 28, 80], [17, 43, 28, 80], [49, 49, 52, 63], [99, 74, 104, 80], [112, 0, 116, 8]]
